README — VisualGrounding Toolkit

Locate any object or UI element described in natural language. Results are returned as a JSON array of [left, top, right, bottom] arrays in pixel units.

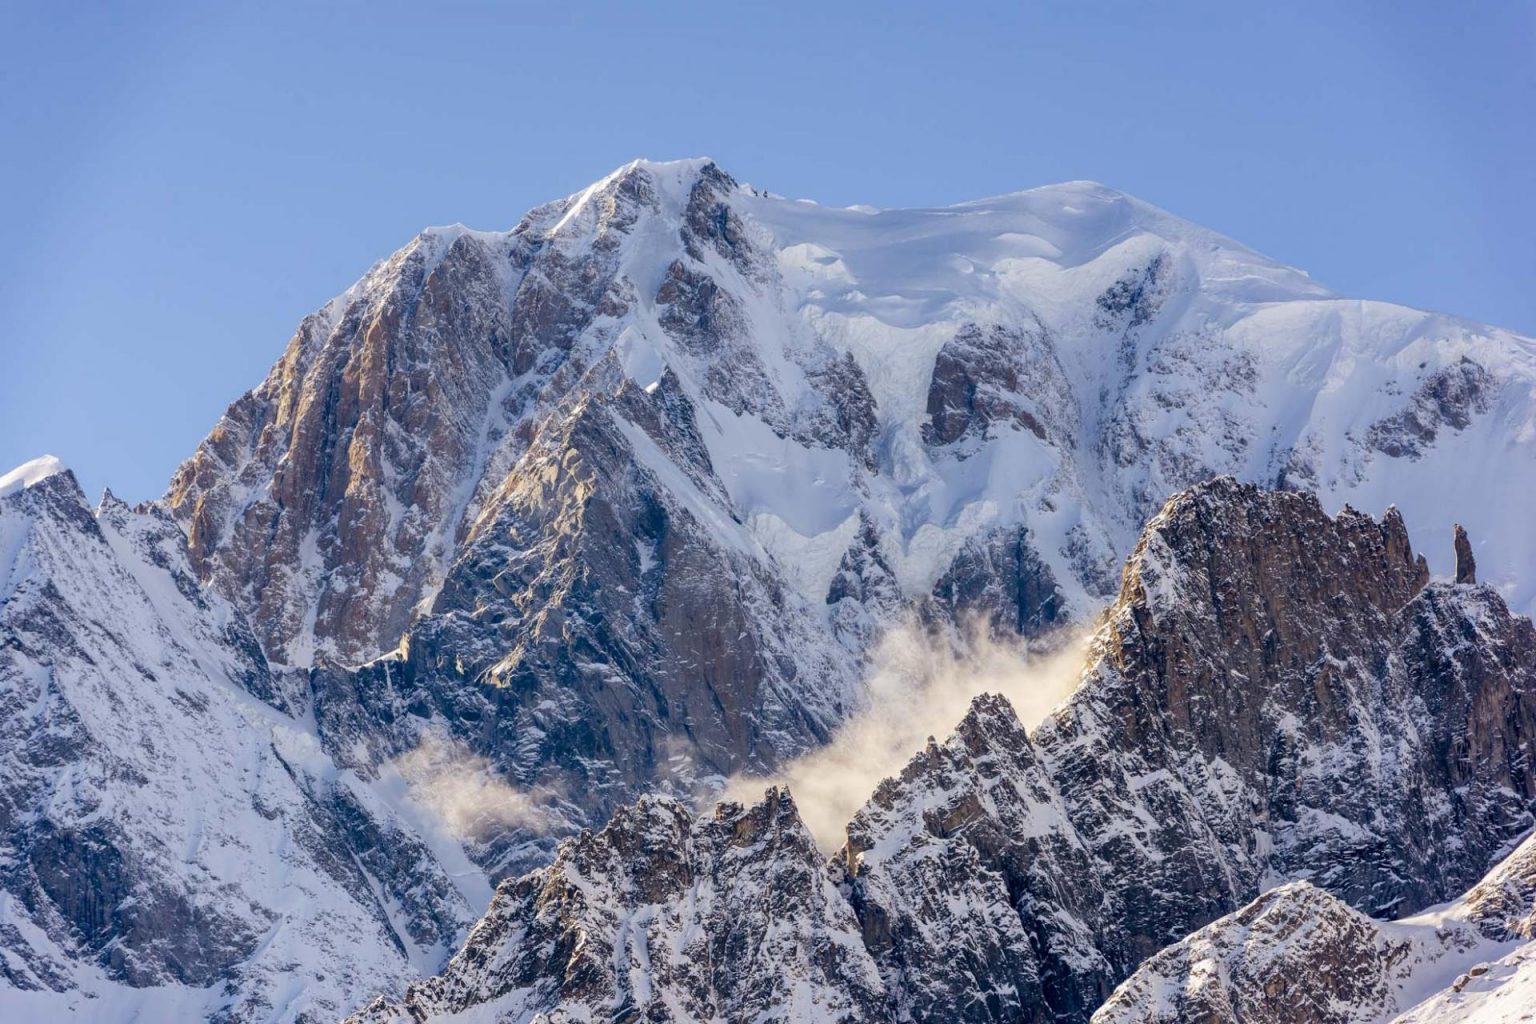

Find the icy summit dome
[[0, 454, 68, 498]]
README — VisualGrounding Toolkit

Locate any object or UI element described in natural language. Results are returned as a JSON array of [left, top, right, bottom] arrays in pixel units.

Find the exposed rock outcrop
[[12, 158, 1536, 1022], [1456, 522, 1478, 584], [347, 790, 885, 1024], [154, 158, 1536, 890], [0, 464, 478, 1021], [1093, 832, 1536, 1024]]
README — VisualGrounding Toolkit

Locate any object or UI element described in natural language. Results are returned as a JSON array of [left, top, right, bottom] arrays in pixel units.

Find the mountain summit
[[167, 157, 1536, 669]]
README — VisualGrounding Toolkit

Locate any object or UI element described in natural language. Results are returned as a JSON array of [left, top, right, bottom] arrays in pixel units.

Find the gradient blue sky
[[3, 2, 1533, 501]]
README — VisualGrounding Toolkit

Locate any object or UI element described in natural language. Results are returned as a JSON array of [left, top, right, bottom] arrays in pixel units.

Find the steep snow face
[[0, 455, 67, 498], [744, 180, 1536, 616], [1393, 943, 1536, 1024], [0, 465, 484, 1022]]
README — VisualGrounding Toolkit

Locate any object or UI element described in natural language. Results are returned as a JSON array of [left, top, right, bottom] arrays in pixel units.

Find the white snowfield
[[175, 157, 1536, 672], [735, 171, 1536, 618]]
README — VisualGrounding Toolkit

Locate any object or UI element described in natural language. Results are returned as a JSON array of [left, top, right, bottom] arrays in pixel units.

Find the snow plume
[[393, 733, 557, 841], [725, 622, 1091, 852]]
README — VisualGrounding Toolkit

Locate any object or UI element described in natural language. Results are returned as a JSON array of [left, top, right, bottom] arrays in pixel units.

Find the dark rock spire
[[1455, 523, 1477, 584]]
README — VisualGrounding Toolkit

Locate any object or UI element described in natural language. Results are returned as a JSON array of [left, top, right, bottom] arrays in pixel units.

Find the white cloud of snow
[[392, 733, 557, 841], [725, 621, 1089, 851]]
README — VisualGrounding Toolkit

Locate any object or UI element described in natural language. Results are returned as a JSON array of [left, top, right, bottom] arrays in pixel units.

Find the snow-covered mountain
[[168, 158, 1536, 669], [163, 157, 1536, 868], [5, 158, 1536, 1022]]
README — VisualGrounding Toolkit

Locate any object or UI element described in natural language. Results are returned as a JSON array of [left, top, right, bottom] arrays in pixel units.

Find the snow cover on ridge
[[0, 455, 67, 499], [1394, 943, 1536, 1024], [10, 157, 1536, 1023], [1094, 826, 1536, 1024]]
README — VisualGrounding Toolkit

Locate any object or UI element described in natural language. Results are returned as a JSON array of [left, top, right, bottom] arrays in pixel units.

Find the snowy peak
[[165, 156, 1536, 673], [349, 787, 885, 1024], [19, 157, 1534, 1021], [0, 442, 482, 1020], [0, 454, 69, 499]]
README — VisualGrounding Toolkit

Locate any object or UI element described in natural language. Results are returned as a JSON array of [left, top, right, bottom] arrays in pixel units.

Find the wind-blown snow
[[16, 157, 1536, 1023], [0, 455, 67, 498], [725, 625, 1089, 850]]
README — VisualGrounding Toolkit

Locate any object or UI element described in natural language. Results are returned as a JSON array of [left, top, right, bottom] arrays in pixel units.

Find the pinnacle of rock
[[1455, 523, 1477, 584]]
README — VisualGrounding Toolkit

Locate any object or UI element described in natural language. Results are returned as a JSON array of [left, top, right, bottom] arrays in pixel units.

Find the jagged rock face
[[165, 158, 1536, 671], [837, 480, 1536, 1021], [167, 160, 889, 875], [1094, 833, 1536, 1024], [0, 466, 481, 1021], [365, 479, 1536, 1024], [1092, 882, 1415, 1024], [348, 790, 885, 1024], [166, 224, 527, 669], [921, 319, 1073, 448], [15, 159, 1536, 1021], [1043, 482, 1534, 928], [1368, 356, 1495, 461], [841, 695, 1109, 1023], [925, 526, 1065, 639], [1456, 523, 1478, 584], [310, 373, 860, 874], [1459, 834, 1536, 943]]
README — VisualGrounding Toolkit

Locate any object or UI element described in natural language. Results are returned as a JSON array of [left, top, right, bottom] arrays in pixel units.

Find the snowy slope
[[1094, 831, 1536, 1024], [8, 158, 1536, 1022], [738, 176, 1536, 618], [1392, 943, 1536, 1024], [0, 463, 487, 1022]]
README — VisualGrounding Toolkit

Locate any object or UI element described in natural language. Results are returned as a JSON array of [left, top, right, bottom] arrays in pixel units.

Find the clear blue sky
[[3, 2, 1532, 501]]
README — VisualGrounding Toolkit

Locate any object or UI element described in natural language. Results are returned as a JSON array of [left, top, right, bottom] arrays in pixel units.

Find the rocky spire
[[1455, 522, 1478, 584]]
